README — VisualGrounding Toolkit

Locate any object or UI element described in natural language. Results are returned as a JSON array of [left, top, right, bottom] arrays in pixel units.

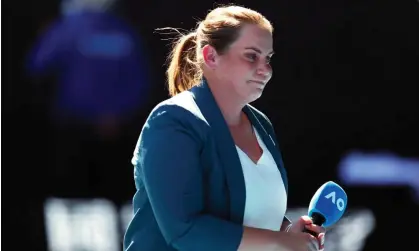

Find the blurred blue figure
[[27, 0, 150, 198], [27, 0, 148, 129]]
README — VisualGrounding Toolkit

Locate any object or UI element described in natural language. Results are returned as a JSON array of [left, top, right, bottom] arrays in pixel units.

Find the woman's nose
[[256, 64, 272, 78]]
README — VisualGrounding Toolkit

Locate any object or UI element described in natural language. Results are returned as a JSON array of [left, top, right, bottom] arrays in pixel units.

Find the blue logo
[[308, 181, 348, 227]]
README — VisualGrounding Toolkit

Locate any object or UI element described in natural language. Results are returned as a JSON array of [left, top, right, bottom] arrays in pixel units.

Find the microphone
[[304, 181, 348, 236]]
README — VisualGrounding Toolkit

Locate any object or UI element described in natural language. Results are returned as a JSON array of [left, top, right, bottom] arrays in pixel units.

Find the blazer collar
[[243, 106, 288, 194], [190, 79, 286, 223]]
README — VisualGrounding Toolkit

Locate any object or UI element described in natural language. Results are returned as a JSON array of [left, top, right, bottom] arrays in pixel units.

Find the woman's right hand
[[276, 231, 320, 251]]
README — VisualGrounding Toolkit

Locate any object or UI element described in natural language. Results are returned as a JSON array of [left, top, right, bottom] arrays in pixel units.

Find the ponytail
[[166, 32, 201, 97]]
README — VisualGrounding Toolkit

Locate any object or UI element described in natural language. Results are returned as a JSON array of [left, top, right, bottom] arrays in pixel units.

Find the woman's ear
[[202, 44, 219, 69]]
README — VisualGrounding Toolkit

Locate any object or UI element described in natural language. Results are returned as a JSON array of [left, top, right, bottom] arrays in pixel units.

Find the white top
[[236, 128, 287, 231]]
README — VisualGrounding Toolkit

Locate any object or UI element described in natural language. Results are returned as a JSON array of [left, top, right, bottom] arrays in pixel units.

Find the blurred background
[[3, 0, 419, 250]]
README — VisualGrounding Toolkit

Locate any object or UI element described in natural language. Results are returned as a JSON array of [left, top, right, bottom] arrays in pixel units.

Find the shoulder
[[133, 91, 208, 165], [138, 91, 210, 149], [146, 91, 208, 126]]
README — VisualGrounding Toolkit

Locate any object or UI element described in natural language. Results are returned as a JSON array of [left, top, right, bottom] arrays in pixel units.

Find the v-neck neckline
[[235, 127, 265, 165]]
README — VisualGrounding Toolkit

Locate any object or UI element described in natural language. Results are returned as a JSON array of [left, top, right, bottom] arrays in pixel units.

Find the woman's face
[[213, 24, 274, 103]]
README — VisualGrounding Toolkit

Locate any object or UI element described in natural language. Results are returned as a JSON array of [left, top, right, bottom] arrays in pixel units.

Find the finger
[[309, 240, 319, 251], [318, 233, 325, 250], [291, 216, 314, 232], [299, 215, 314, 225], [305, 233, 319, 251], [305, 224, 326, 235]]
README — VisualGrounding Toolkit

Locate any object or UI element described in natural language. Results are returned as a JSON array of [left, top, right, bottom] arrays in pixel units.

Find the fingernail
[[302, 215, 312, 221]]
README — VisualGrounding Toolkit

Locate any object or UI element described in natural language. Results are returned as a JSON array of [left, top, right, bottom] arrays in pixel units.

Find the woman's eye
[[247, 54, 257, 61]]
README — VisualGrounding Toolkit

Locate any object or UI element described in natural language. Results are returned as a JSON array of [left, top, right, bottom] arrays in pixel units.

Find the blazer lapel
[[243, 106, 289, 194], [190, 79, 246, 224]]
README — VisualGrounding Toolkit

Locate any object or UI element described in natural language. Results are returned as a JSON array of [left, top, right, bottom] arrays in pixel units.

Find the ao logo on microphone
[[325, 191, 345, 211]]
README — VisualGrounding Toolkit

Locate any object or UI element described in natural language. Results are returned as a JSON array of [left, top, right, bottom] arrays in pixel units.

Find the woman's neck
[[207, 79, 246, 126]]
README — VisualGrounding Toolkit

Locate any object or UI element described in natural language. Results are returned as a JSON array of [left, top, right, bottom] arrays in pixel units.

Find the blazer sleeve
[[135, 104, 243, 251]]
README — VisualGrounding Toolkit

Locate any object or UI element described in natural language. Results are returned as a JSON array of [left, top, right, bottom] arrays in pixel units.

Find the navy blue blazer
[[124, 79, 289, 251]]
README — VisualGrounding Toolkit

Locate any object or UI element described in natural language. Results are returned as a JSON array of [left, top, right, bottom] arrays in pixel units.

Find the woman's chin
[[247, 89, 263, 103]]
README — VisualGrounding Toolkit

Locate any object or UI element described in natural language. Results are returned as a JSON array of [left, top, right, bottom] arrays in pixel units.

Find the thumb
[[296, 215, 313, 230], [289, 215, 314, 233], [299, 215, 313, 225]]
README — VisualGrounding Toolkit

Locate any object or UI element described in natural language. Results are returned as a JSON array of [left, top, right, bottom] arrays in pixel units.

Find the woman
[[124, 5, 325, 251]]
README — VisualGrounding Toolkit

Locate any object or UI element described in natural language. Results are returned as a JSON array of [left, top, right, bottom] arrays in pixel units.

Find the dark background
[[3, 0, 419, 250]]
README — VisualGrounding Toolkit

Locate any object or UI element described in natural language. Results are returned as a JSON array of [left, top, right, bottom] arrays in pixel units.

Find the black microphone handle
[[302, 212, 326, 237]]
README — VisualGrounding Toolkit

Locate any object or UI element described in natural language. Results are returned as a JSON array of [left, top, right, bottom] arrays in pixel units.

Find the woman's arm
[[238, 227, 284, 251], [136, 104, 285, 251]]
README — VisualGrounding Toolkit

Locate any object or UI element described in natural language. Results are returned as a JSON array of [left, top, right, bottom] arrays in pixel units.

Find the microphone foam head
[[308, 181, 348, 227]]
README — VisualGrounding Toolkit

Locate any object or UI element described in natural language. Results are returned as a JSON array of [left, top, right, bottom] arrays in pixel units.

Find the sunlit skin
[[202, 24, 274, 111]]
